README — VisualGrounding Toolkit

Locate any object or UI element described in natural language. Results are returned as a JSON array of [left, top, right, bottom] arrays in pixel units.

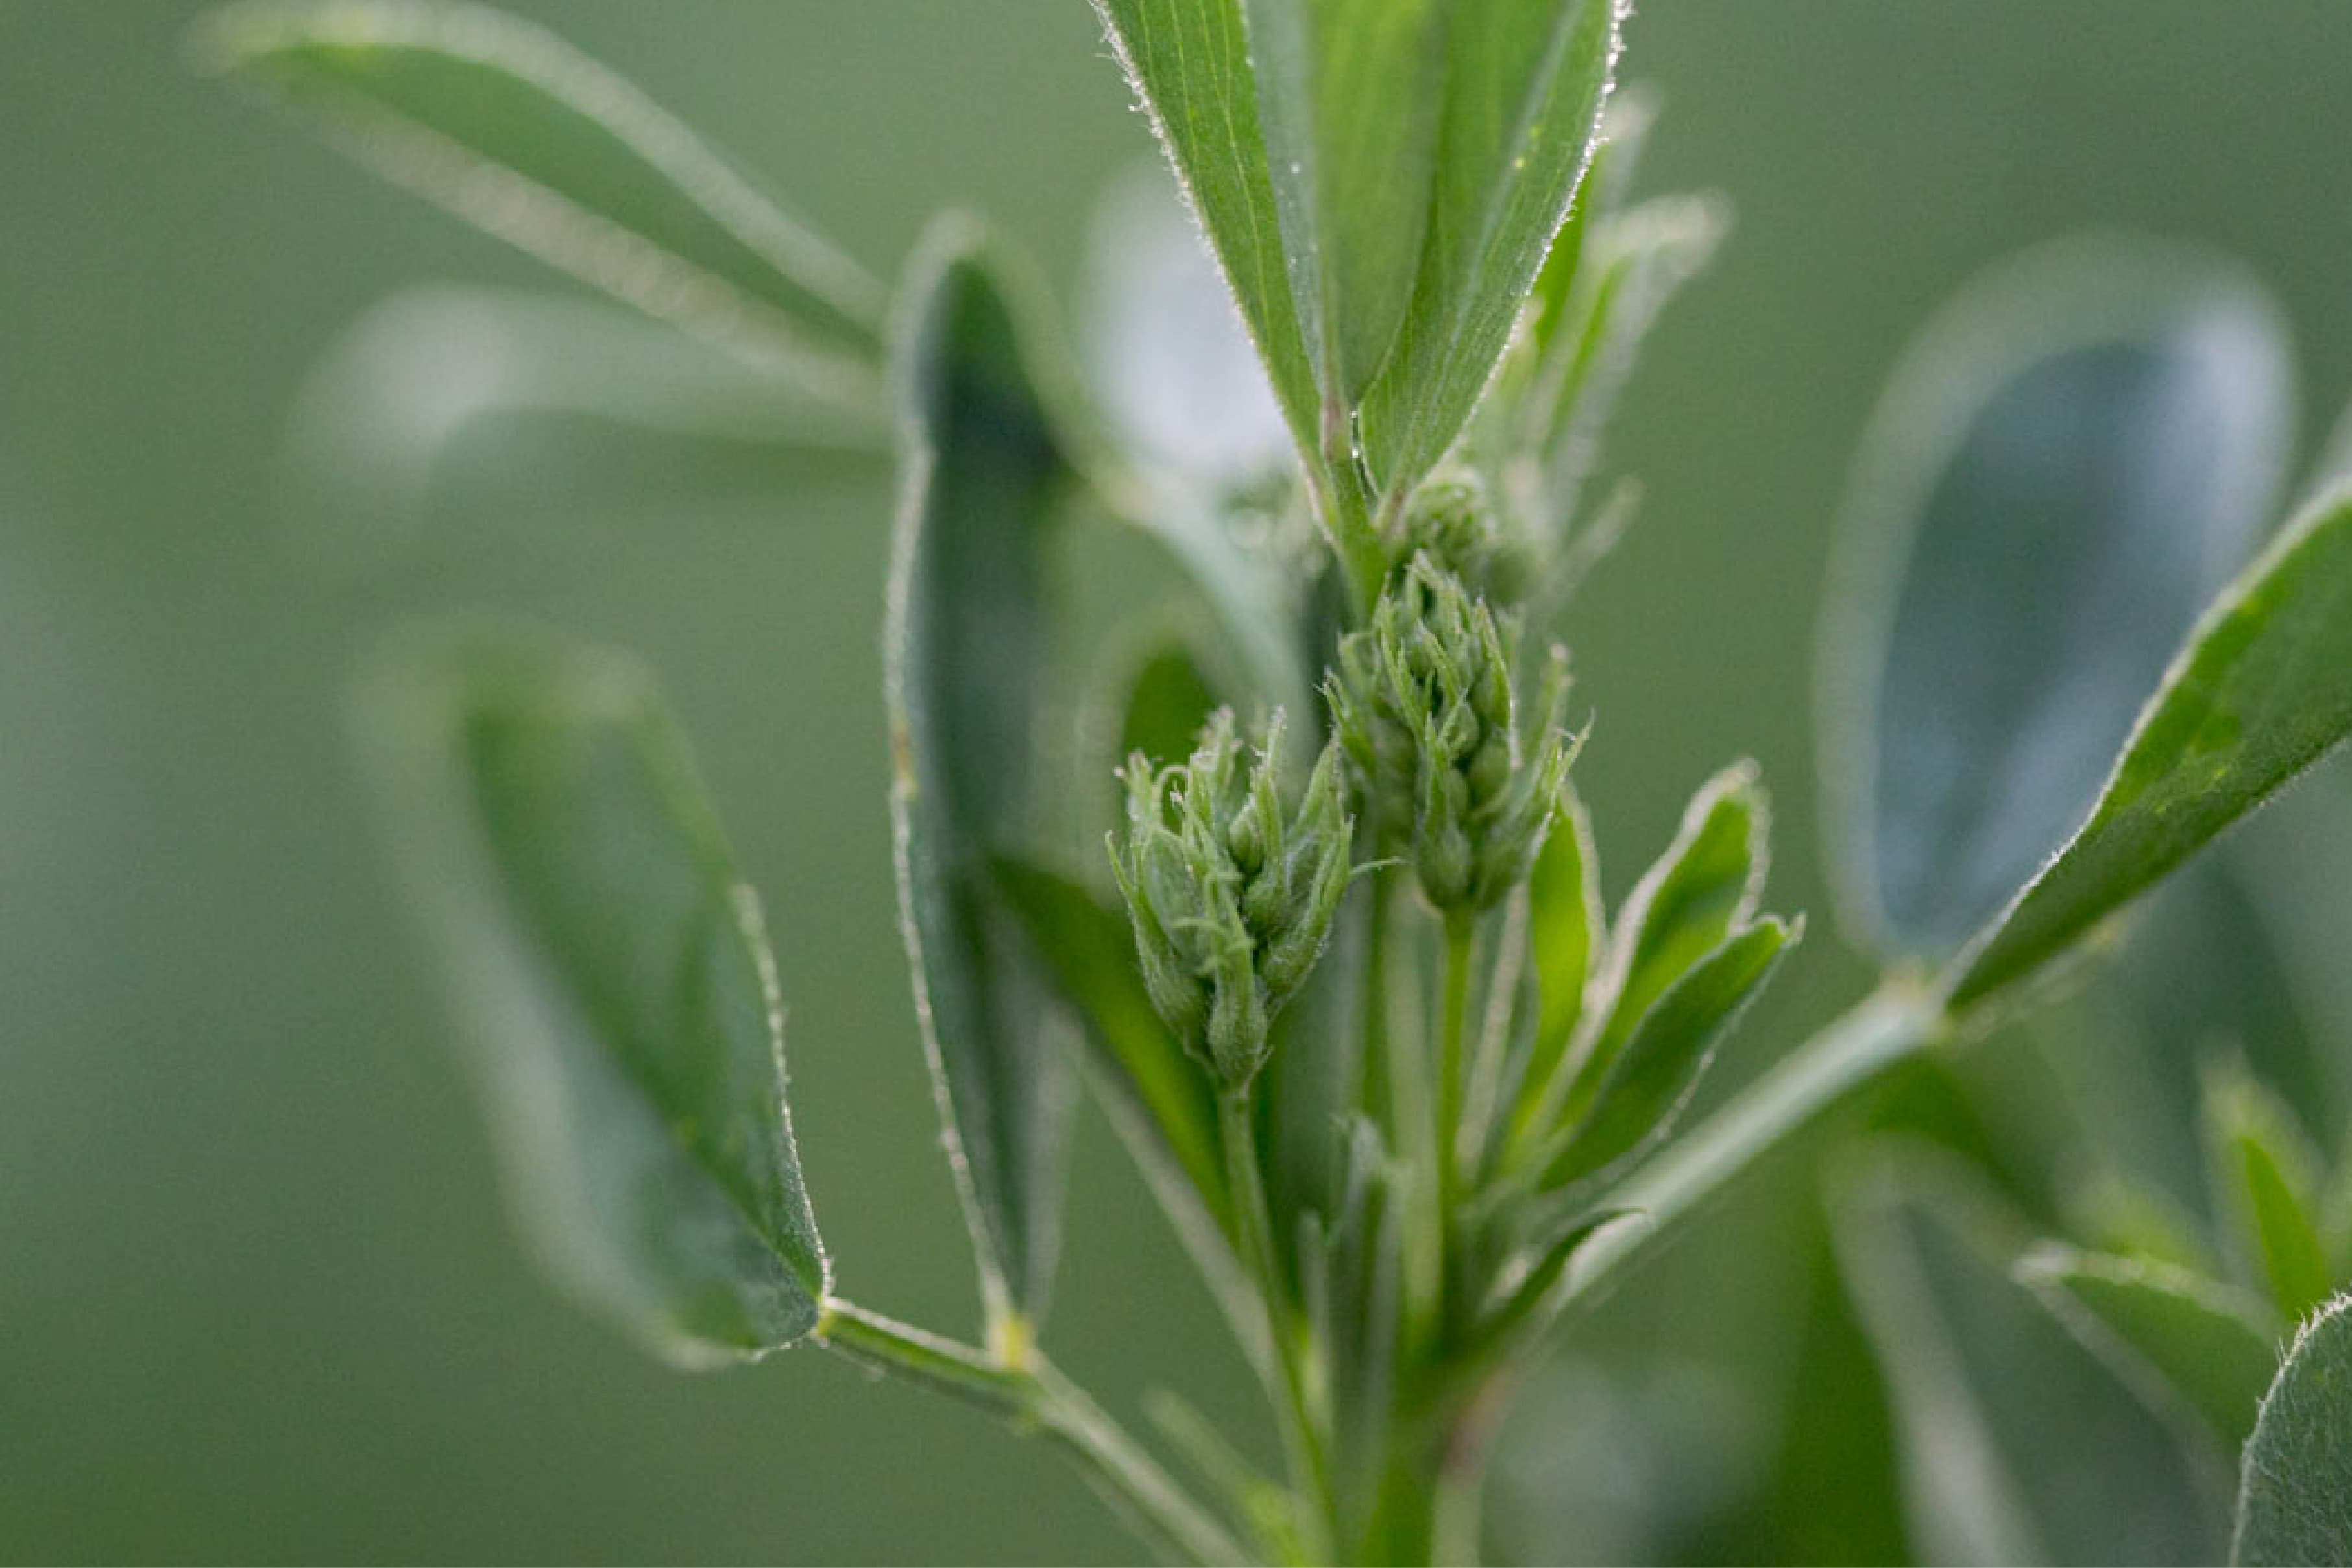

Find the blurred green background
[[8, 3, 2352, 1562]]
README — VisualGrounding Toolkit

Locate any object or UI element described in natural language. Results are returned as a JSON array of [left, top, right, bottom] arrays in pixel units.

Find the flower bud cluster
[[1110, 710, 1352, 1091], [1329, 554, 1573, 911]]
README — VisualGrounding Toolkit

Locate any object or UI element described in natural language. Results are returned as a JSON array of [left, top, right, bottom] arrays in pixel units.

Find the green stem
[[1357, 868, 1397, 1132], [1435, 910, 1477, 1294], [1312, 450, 1389, 623], [1219, 1089, 1333, 1560], [818, 1299, 1247, 1567], [1564, 981, 1945, 1305]]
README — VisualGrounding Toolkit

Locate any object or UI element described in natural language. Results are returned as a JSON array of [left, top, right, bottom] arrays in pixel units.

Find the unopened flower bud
[[1329, 555, 1579, 911], [1109, 710, 1353, 1091]]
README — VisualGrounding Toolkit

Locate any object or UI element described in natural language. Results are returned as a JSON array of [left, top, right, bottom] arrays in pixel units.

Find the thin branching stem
[[817, 1298, 1248, 1567]]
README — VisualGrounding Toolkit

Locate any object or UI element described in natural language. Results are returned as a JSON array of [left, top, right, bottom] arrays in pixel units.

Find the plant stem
[[1435, 910, 1477, 1293], [1563, 980, 1945, 1304], [1357, 867, 1396, 1131], [818, 1298, 1247, 1567], [1219, 1089, 1333, 1560]]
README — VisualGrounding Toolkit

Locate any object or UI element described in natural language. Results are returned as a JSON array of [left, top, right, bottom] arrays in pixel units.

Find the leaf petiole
[[816, 1298, 1247, 1566]]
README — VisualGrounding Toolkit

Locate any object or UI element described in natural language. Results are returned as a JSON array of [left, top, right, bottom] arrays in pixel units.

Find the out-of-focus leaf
[[1093, 0, 1322, 455], [2204, 1068, 2334, 1323], [1117, 640, 1220, 773], [285, 285, 885, 551], [1821, 239, 2291, 966], [2019, 1244, 2280, 1450], [1541, 915, 1796, 1195], [1834, 1146, 2232, 1565], [1243, 0, 1443, 405], [1081, 170, 1291, 488], [1949, 485, 2352, 1010], [200, 0, 888, 413], [989, 855, 1227, 1235], [2233, 1292, 2352, 1566], [1357, 0, 1623, 492], [1522, 193, 1727, 518], [1309, 1117, 1404, 1553], [886, 221, 1076, 1333], [359, 625, 828, 1366]]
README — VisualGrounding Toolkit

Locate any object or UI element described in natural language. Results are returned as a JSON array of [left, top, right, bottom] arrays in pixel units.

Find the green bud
[[1109, 708, 1353, 1091], [1329, 555, 1579, 911], [1396, 467, 1534, 606]]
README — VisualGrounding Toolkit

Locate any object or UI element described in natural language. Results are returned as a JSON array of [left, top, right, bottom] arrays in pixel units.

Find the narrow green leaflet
[[1949, 485, 2352, 1009], [1834, 1147, 2231, 1565], [200, 0, 888, 414], [1823, 239, 2291, 965], [359, 626, 829, 1366], [989, 854, 1228, 1235], [1093, 0, 1322, 456], [1357, 0, 1623, 492], [1541, 915, 1796, 1194], [886, 223, 1075, 1333], [2205, 1070, 2335, 1324], [2017, 1244, 2281, 1450], [1242, 0, 1443, 406], [1569, 762, 1765, 1104], [2234, 1292, 2352, 1566], [1516, 783, 1602, 1136]]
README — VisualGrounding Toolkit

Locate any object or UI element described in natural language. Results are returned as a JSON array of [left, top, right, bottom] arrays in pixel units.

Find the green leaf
[[1834, 1146, 2232, 1565], [1512, 782, 1603, 1148], [988, 854, 1228, 1236], [1949, 483, 2352, 1009], [1117, 640, 1221, 773], [358, 625, 828, 1366], [1564, 761, 1767, 1114], [287, 284, 886, 549], [2233, 1292, 2352, 1566], [1822, 238, 2292, 966], [1093, 0, 1322, 457], [886, 221, 1077, 1333], [1357, 0, 1623, 492], [200, 0, 887, 413], [1523, 193, 1727, 517], [2204, 1067, 2334, 1323], [1242, 0, 1444, 405], [2018, 1244, 2281, 1449], [1542, 914, 1797, 1195]]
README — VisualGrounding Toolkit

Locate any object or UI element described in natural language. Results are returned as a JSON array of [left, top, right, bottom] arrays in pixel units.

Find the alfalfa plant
[[202, 2, 2352, 1562]]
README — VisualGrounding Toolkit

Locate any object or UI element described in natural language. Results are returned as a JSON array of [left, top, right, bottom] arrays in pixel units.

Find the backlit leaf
[[1950, 485, 2352, 1009], [1823, 239, 2291, 966], [200, 0, 888, 414]]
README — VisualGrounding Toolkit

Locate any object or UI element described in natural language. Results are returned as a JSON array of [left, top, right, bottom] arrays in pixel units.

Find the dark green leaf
[[989, 854, 1228, 1233], [886, 221, 1076, 1331], [1118, 640, 1221, 773], [1823, 239, 2291, 965], [2233, 1292, 2352, 1566], [2019, 1243, 2281, 1449], [200, 0, 888, 413], [1834, 1146, 2232, 1565], [1093, 0, 1322, 456], [359, 625, 828, 1365], [1949, 485, 2352, 1009], [1243, 0, 1444, 404], [2204, 1068, 2334, 1323], [1541, 915, 1795, 1194], [1357, 0, 1623, 492]]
